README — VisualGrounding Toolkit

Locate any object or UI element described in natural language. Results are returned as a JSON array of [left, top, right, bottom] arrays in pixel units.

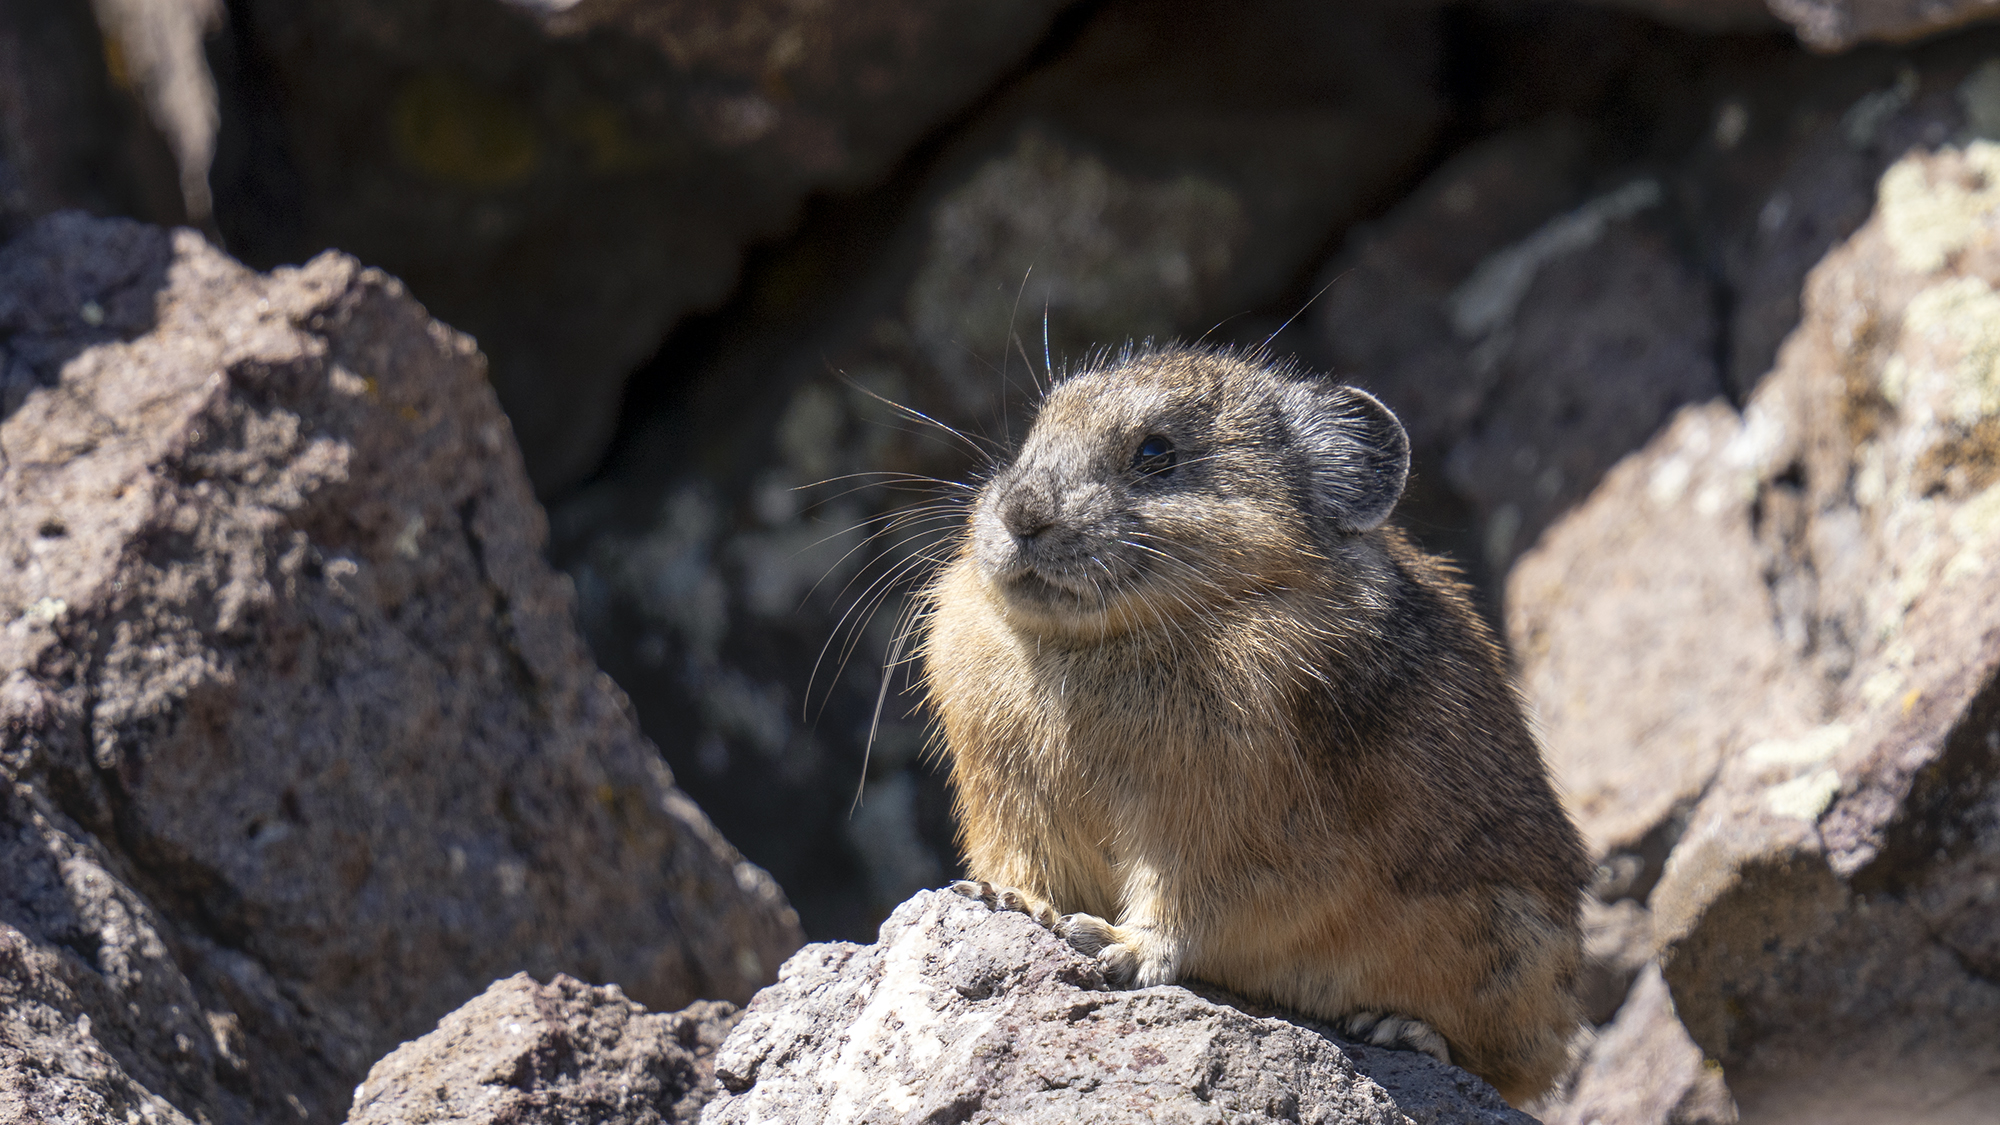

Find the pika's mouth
[[990, 554, 1160, 622], [995, 564, 1098, 606]]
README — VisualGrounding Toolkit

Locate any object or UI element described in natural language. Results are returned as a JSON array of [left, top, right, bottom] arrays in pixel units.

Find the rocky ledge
[[376, 889, 1536, 1125]]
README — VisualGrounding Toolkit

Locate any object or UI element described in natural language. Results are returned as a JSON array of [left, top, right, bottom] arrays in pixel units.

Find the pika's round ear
[[1282, 383, 1410, 533]]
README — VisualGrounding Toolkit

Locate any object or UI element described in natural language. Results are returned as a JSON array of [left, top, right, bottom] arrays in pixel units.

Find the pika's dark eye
[[1132, 434, 1176, 477]]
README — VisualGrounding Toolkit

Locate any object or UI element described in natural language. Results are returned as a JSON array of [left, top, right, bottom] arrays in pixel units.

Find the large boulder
[[215, 0, 1073, 491], [1769, 0, 2000, 49], [1511, 141, 2000, 1120], [0, 212, 802, 1124], [1569, 0, 2000, 49], [705, 889, 1537, 1125], [345, 974, 741, 1125], [1310, 40, 1977, 580]]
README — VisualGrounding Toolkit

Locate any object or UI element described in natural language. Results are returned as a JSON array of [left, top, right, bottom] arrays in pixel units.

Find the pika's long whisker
[[798, 506, 963, 611], [1260, 268, 1350, 355], [853, 586, 940, 812], [852, 621, 911, 814], [808, 545, 950, 726], [843, 377, 1005, 463]]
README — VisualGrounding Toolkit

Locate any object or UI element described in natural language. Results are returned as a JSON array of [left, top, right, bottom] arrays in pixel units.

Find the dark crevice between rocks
[[1596, 798, 1699, 907], [207, 0, 308, 265], [1851, 665, 2000, 896], [1703, 253, 1746, 414], [453, 495, 541, 711], [568, 0, 1112, 507], [1748, 459, 1851, 688], [1930, 928, 2000, 992]]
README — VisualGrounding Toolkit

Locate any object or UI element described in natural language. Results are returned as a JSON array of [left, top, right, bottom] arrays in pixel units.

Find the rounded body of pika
[[920, 346, 1588, 1105]]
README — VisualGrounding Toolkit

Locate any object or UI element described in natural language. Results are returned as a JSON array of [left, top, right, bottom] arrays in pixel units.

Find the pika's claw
[[950, 879, 997, 905], [1055, 913, 1176, 988], [1337, 1010, 1452, 1064], [1053, 912, 1115, 953], [1055, 913, 1135, 985], [949, 880, 1057, 927]]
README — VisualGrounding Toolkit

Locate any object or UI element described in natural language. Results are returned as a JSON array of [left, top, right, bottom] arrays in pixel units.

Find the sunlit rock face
[[1512, 142, 2000, 1123]]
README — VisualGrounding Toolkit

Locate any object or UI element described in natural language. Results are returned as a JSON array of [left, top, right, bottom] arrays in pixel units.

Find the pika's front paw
[[1336, 1010, 1452, 1064], [1054, 913, 1176, 989], [949, 880, 1058, 927]]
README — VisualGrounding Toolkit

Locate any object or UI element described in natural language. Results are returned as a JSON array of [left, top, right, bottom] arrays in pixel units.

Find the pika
[[919, 345, 1588, 1105]]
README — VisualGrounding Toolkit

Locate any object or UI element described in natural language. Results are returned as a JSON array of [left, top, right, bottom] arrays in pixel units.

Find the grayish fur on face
[[1277, 380, 1410, 534], [970, 345, 1412, 625]]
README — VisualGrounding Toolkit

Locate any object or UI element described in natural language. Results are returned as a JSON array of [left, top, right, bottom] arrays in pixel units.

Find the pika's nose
[[1000, 490, 1056, 541]]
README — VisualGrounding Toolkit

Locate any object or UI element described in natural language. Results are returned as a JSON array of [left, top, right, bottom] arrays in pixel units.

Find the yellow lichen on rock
[[1879, 139, 2000, 274]]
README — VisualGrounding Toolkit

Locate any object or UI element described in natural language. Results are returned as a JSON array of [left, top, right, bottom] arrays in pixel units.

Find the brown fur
[[919, 346, 1588, 1105]]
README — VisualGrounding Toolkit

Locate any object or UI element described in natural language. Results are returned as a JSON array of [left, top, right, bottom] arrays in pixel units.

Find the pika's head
[[967, 346, 1409, 636]]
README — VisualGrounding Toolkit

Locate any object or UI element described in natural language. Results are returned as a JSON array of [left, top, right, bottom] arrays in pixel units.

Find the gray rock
[[1442, 195, 1724, 574], [703, 890, 1536, 1125], [1769, 0, 2000, 49], [219, 0, 1072, 491], [0, 785, 204, 1125], [1513, 141, 2000, 1122], [1534, 967, 1734, 1125], [1312, 43, 1974, 581], [1568, 0, 2000, 48], [1651, 139, 2000, 1122], [1319, 146, 1725, 578], [346, 973, 740, 1125], [0, 211, 801, 1124], [1509, 400, 1812, 860]]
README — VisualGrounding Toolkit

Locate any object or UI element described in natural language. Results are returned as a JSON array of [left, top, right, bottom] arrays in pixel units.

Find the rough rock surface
[[1535, 967, 1734, 1125], [0, 212, 801, 1124], [1573, 0, 2000, 47], [1770, 0, 2000, 50], [346, 973, 740, 1125], [705, 890, 1535, 1125], [1512, 142, 2000, 1121], [1312, 41, 1976, 580], [218, 0, 1070, 491]]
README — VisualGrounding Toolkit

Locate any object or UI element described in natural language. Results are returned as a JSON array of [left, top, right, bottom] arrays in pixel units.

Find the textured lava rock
[[218, 0, 1071, 491], [1312, 40, 1978, 580], [705, 890, 1537, 1125], [1771, 0, 2000, 50], [1513, 142, 2000, 1122], [346, 974, 740, 1125], [0, 211, 801, 1124], [1534, 967, 1734, 1125]]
